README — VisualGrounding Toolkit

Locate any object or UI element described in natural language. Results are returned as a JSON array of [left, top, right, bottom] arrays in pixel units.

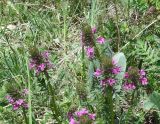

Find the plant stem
[[48, 82, 61, 123], [114, 0, 120, 52], [82, 45, 86, 83], [22, 108, 28, 124], [105, 86, 114, 124], [26, 56, 32, 124], [132, 19, 159, 40], [44, 72, 61, 123]]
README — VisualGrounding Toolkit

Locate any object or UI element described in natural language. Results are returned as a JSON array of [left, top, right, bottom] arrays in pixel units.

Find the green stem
[[105, 86, 114, 124], [114, 0, 120, 52], [22, 108, 28, 124], [44, 72, 61, 123], [48, 82, 61, 123], [26, 57, 32, 124], [82, 45, 86, 83]]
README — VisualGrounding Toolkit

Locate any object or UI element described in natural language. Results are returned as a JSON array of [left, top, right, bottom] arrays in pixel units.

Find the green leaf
[[112, 52, 126, 80], [143, 91, 160, 111]]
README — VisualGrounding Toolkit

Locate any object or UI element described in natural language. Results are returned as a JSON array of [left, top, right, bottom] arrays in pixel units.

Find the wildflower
[[139, 69, 146, 76], [6, 95, 14, 104], [70, 108, 96, 123], [37, 63, 46, 72], [29, 59, 36, 69], [15, 99, 24, 105], [75, 108, 89, 117], [140, 77, 148, 85], [86, 47, 94, 59], [112, 66, 121, 74], [69, 118, 79, 124], [13, 104, 19, 110], [97, 36, 106, 44], [100, 79, 108, 86], [107, 78, 116, 86], [6, 91, 28, 111], [124, 72, 129, 79], [94, 69, 103, 77], [91, 27, 97, 34], [29, 50, 53, 75], [123, 83, 136, 90], [88, 113, 96, 120]]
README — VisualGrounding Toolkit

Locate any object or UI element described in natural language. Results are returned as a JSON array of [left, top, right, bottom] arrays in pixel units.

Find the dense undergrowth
[[0, 0, 160, 124]]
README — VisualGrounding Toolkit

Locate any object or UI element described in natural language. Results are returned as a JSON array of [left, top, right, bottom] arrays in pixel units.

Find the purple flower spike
[[86, 47, 94, 59], [94, 69, 103, 77], [97, 37, 105, 44], [38, 63, 46, 71], [16, 99, 24, 106], [107, 78, 116, 86], [112, 66, 121, 74], [13, 104, 20, 110], [29, 60, 36, 69], [88, 113, 96, 120], [100, 79, 108, 86], [75, 108, 89, 117], [139, 69, 146, 76], [140, 77, 148, 85], [69, 118, 79, 124], [123, 83, 136, 90], [6, 95, 14, 104], [124, 72, 129, 79]]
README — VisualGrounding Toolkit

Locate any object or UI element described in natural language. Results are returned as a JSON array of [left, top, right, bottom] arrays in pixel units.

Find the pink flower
[[16, 99, 24, 106], [112, 66, 121, 74], [91, 27, 97, 34], [139, 69, 146, 76], [94, 69, 103, 77], [100, 79, 108, 86], [6, 95, 14, 104], [107, 78, 116, 86], [140, 77, 148, 85], [13, 104, 20, 110], [75, 108, 89, 117], [124, 72, 129, 79], [123, 83, 136, 90], [29, 60, 36, 69], [38, 63, 46, 71], [86, 47, 94, 59], [97, 37, 105, 44], [88, 113, 96, 120], [69, 118, 79, 124]]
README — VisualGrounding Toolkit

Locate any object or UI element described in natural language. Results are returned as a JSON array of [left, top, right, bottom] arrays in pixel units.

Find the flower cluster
[[6, 89, 28, 110], [82, 26, 107, 59], [94, 58, 121, 88], [29, 51, 53, 75], [69, 108, 96, 124], [123, 67, 148, 91]]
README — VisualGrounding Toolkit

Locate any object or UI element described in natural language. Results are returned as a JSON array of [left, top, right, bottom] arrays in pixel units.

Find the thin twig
[[132, 19, 158, 40]]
